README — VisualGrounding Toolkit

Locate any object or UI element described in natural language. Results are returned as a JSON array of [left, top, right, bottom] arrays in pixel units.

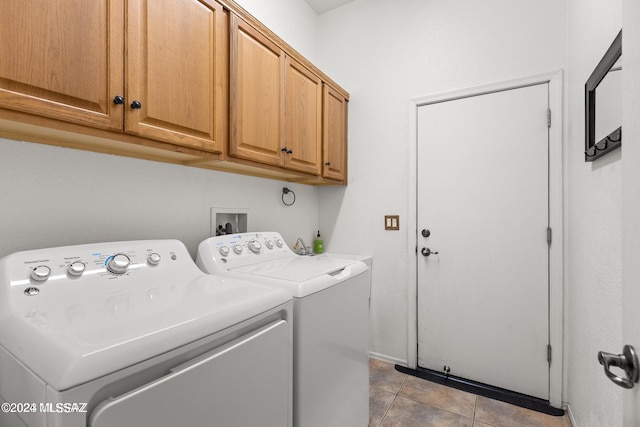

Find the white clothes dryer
[[196, 232, 370, 427], [0, 240, 293, 427]]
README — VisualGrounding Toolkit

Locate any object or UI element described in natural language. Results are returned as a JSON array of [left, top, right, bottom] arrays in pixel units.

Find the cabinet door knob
[[325, 162, 331, 166], [287, 149, 293, 154], [113, 95, 124, 105], [131, 100, 142, 109], [281, 147, 288, 152]]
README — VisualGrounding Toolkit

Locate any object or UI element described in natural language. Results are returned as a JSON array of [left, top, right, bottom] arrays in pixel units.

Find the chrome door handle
[[421, 247, 438, 257], [598, 345, 639, 389]]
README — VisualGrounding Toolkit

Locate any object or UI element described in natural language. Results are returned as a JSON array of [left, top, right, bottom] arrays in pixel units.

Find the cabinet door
[[284, 57, 322, 175], [230, 15, 284, 166], [126, 0, 227, 153], [0, 0, 123, 130], [322, 85, 348, 182]]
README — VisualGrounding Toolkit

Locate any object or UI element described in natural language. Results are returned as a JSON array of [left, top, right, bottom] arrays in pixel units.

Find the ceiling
[[304, 0, 355, 14]]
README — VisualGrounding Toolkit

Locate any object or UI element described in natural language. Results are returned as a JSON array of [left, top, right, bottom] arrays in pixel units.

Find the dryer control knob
[[107, 254, 130, 274], [275, 239, 284, 248], [30, 265, 51, 282], [219, 246, 230, 257], [67, 261, 86, 277], [233, 244, 243, 255], [248, 240, 262, 253], [265, 239, 274, 249], [147, 253, 161, 266]]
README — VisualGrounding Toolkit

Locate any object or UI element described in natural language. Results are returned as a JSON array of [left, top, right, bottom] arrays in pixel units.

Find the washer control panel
[[198, 232, 292, 272], [214, 233, 286, 258], [0, 240, 188, 299]]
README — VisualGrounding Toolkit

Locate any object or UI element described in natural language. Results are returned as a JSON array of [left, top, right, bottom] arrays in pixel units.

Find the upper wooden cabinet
[[323, 85, 348, 182], [230, 15, 324, 176], [284, 57, 323, 175], [127, 0, 227, 153], [0, 0, 348, 184], [0, 0, 124, 131], [0, 0, 227, 154], [230, 14, 284, 166]]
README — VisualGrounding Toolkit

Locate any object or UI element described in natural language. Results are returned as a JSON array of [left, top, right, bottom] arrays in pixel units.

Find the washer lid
[[230, 257, 368, 298], [232, 256, 353, 282], [0, 273, 290, 391]]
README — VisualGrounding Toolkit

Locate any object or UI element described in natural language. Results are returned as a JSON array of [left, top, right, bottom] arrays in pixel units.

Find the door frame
[[406, 71, 564, 408]]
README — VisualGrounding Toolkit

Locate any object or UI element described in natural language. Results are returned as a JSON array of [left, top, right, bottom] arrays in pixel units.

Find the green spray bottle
[[313, 230, 324, 254]]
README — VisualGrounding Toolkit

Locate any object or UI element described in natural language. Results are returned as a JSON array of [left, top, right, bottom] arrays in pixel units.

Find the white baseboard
[[369, 352, 407, 367], [565, 403, 577, 426]]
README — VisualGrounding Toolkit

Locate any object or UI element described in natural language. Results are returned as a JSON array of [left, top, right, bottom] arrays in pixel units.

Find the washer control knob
[[24, 287, 40, 296], [275, 239, 284, 248], [248, 240, 262, 253], [107, 254, 130, 274], [233, 244, 243, 255], [30, 265, 51, 282], [218, 246, 230, 257], [67, 261, 86, 277], [147, 253, 161, 266], [265, 239, 274, 249]]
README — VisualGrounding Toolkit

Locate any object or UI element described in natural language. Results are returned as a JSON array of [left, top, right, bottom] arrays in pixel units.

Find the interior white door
[[622, 6, 640, 422], [417, 83, 550, 400]]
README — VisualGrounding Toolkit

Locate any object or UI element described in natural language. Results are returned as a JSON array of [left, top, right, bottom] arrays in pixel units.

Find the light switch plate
[[385, 215, 399, 230]]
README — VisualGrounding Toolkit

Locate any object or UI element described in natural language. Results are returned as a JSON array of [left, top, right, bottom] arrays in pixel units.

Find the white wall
[[0, 138, 320, 258], [565, 0, 622, 425], [314, 0, 567, 364]]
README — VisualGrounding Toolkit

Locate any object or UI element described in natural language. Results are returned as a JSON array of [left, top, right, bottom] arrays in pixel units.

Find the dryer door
[[90, 320, 290, 427]]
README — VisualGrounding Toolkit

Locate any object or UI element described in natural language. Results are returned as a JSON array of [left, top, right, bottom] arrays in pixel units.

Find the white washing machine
[[196, 232, 370, 427], [0, 240, 293, 427]]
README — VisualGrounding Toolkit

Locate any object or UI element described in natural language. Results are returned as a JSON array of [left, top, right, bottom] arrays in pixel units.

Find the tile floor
[[369, 359, 572, 427]]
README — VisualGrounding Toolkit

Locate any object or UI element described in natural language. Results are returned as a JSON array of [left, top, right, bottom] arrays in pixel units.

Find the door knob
[[113, 95, 124, 105], [421, 247, 438, 257], [131, 100, 142, 109], [598, 345, 639, 389]]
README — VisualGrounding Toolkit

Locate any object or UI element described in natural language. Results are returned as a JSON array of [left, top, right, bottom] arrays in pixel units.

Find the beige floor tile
[[370, 389, 396, 427], [369, 359, 567, 427], [474, 396, 566, 427], [380, 395, 473, 427], [399, 376, 477, 418], [370, 358, 407, 394]]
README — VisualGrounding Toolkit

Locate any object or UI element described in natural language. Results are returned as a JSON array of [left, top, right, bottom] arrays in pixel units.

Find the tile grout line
[[472, 395, 478, 425], [378, 374, 409, 427], [378, 391, 399, 426]]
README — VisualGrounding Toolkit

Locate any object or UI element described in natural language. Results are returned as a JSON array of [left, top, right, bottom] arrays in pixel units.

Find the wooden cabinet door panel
[[323, 85, 347, 182], [284, 57, 322, 175], [126, 0, 227, 153], [230, 15, 284, 166], [0, 0, 123, 130]]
